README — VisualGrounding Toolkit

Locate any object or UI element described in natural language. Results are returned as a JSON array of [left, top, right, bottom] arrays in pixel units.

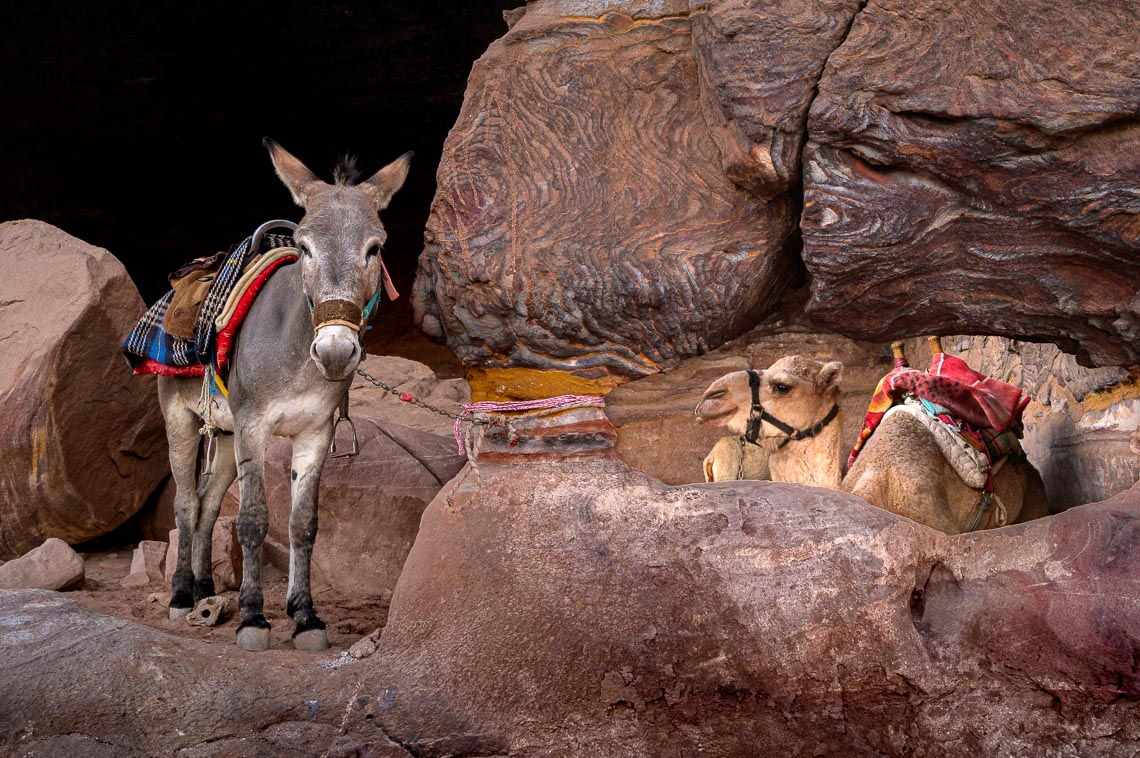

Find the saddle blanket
[[848, 351, 1031, 470], [122, 233, 297, 377]]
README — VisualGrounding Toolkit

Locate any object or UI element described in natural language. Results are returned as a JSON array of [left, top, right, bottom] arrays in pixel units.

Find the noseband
[[744, 369, 839, 449]]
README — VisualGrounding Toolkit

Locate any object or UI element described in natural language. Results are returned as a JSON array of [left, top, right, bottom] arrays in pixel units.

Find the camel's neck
[[767, 407, 844, 488]]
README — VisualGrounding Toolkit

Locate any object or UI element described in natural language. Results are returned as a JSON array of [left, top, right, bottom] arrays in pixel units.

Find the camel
[[694, 355, 1049, 534]]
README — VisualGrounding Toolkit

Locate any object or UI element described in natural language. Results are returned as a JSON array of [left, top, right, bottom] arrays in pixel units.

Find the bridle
[[250, 219, 400, 337], [743, 369, 839, 449]]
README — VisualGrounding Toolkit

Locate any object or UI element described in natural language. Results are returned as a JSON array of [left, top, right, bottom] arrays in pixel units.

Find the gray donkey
[[159, 139, 411, 651]]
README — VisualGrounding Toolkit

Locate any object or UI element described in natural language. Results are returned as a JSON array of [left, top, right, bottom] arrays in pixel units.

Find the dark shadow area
[[1, 0, 518, 372]]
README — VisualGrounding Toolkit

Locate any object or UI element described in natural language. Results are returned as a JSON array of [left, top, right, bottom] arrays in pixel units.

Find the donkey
[[158, 138, 411, 651]]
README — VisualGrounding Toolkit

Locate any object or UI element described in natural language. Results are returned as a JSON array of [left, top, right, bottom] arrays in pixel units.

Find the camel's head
[[695, 356, 843, 450]]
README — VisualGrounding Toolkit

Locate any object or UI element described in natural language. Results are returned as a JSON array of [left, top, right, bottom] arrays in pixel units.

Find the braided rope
[[454, 395, 604, 455]]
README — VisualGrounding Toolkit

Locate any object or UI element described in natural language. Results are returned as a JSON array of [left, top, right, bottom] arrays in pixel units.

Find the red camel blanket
[[847, 352, 1031, 469]]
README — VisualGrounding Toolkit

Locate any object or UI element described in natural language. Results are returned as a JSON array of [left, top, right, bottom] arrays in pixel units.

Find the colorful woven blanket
[[848, 352, 1031, 470], [122, 233, 297, 377]]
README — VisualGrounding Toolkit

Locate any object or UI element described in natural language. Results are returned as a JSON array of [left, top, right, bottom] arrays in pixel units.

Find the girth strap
[[744, 369, 839, 449]]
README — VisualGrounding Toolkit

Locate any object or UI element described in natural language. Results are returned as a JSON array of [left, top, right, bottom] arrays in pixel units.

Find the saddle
[[163, 251, 227, 340]]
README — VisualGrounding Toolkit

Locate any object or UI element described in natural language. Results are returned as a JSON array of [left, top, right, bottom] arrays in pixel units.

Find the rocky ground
[[71, 548, 387, 655]]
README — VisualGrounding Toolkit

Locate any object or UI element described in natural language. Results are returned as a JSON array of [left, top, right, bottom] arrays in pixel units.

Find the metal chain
[[354, 366, 495, 426]]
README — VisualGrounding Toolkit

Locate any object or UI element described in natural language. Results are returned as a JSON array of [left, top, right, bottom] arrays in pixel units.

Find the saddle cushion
[[122, 233, 297, 376], [849, 352, 1031, 471]]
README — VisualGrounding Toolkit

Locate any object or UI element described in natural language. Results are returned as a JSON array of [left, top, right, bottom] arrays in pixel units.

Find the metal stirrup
[[329, 391, 359, 458]]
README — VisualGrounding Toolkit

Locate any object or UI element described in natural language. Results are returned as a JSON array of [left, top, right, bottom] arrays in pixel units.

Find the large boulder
[[413, 0, 803, 383], [0, 220, 168, 558], [370, 418, 1140, 755], [802, 0, 1140, 371]]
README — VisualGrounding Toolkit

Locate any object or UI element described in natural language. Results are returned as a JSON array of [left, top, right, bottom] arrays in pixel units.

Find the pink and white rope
[[453, 394, 605, 455]]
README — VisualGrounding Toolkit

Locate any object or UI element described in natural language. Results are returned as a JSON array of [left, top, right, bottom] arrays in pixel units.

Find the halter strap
[[744, 369, 840, 450]]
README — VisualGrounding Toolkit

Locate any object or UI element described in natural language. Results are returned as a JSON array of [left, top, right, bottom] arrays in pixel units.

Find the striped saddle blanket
[[122, 233, 298, 377]]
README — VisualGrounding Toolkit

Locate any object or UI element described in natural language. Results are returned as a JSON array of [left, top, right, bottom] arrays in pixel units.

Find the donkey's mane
[[331, 153, 362, 186]]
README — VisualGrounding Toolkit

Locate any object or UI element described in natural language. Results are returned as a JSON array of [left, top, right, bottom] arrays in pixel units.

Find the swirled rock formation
[[802, 0, 1140, 370], [413, 1, 809, 380]]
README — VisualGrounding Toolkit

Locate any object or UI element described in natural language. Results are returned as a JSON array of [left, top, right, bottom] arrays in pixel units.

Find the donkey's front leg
[[286, 425, 334, 651], [234, 424, 272, 652]]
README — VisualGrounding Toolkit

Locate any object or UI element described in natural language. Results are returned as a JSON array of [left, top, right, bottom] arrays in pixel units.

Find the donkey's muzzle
[[310, 299, 363, 381]]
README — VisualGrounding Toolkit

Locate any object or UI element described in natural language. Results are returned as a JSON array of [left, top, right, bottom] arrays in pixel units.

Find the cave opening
[[0, 0, 519, 371]]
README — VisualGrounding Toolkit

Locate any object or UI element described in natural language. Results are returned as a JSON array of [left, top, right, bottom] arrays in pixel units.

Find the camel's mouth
[[694, 401, 733, 426]]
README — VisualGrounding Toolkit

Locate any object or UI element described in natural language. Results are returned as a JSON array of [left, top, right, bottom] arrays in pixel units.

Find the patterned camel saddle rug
[[122, 233, 298, 377]]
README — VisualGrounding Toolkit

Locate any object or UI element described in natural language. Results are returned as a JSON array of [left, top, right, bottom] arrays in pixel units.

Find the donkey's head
[[264, 138, 412, 380]]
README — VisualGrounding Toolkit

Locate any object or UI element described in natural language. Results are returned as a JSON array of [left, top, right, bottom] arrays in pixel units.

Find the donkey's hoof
[[169, 606, 192, 620], [293, 628, 330, 652], [236, 626, 271, 652]]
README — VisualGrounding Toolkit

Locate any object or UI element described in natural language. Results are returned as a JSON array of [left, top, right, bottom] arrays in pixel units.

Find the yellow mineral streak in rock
[[467, 367, 627, 402]]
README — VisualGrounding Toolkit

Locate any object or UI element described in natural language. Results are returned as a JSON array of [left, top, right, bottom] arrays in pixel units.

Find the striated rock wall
[[801, 0, 1140, 369], [416, 0, 1139, 383]]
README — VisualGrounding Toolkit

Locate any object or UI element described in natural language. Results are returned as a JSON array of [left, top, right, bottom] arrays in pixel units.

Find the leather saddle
[[163, 251, 227, 341]]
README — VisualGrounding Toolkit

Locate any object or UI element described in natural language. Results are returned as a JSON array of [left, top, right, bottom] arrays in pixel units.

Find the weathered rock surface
[[372, 445, 1140, 755], [0, 220, 168, 558], [689, 0, 864, 198], [129, 539, 166, 584], [413, 0, 802, 379], [0, 591, 411, 756], [802, 0, 1140, 370], [0, 537, 84, 591]]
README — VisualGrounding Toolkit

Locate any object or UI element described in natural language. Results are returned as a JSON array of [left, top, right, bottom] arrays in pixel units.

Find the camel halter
[[744, 369, 839, 449]]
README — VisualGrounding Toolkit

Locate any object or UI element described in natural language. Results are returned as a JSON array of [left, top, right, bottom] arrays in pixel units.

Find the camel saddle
[[162, 251, 227, 340]]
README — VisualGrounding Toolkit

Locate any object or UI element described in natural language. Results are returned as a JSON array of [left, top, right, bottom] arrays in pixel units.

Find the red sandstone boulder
[[0, 220, 168, 558], [369, 419, 1140, 754], [801, 0, 1140, 371]]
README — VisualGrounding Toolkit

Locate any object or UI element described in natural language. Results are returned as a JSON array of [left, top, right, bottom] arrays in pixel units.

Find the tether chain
[[355, 366, 489, 423]]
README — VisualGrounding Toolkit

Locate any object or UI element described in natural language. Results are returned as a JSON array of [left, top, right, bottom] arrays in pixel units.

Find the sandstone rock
[[689, 0, 864, 198], [370, 425, 1140, 755], [801, 0, 1140, 371], [186, 595, 231, 627], [218, 361, 469, 599], [0, 538, 84, 591], [0, 591, 411, 756], [348, 628, 383, 660], [0, 220, 168, 558], [119, 572, 150, 589], [129, 540, 166, 584], [163, 518, 241, 592], [412, 1, 801, 381]]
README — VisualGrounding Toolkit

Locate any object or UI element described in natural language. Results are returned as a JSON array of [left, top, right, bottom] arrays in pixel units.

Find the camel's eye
[[773, 383, 791, 395]]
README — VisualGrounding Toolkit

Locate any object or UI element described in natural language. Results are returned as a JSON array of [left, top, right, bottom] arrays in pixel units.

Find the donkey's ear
[[818, 361, 843, 392], [361, 151, 413, 211], [264, 138, 322, 206]]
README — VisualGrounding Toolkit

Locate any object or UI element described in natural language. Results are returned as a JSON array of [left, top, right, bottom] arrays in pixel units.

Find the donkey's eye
[[299, 243, 313, 260], [773, 383, 791, 394], [365, 243, 382, 259]]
